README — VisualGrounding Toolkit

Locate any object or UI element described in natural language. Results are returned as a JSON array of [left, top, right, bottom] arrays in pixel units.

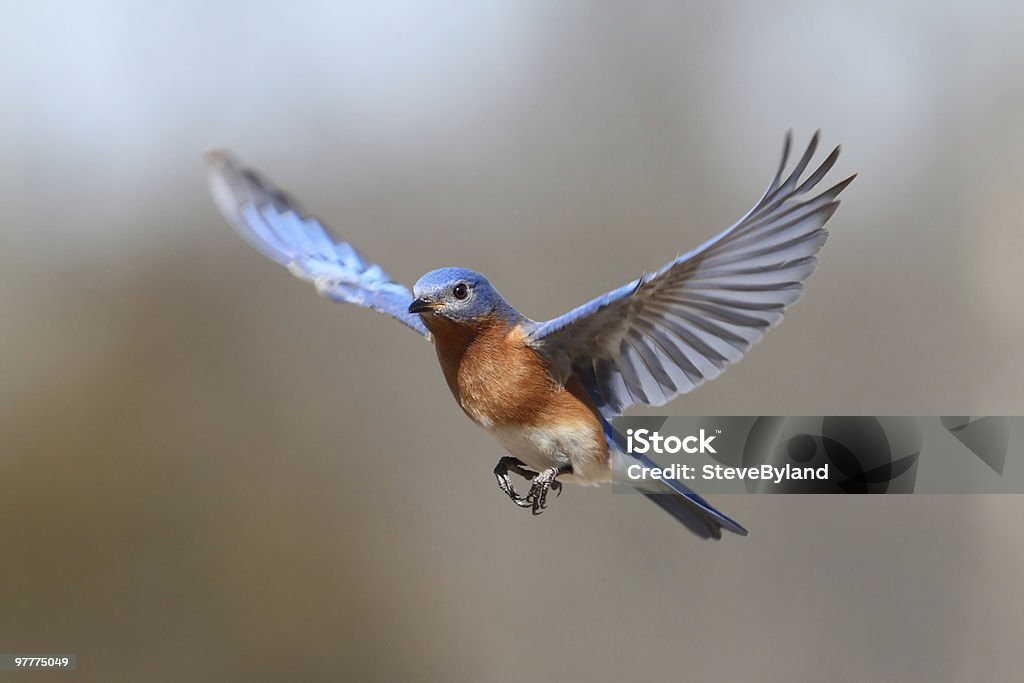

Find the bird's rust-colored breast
[[426, 316, 606, 435]]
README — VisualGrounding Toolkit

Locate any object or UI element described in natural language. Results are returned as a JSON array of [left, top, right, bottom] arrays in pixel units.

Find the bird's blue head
[[409, 267, 517, 326]]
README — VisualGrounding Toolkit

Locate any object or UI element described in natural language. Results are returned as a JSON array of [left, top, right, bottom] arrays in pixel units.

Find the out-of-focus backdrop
[[2, 2, 1022, 681]]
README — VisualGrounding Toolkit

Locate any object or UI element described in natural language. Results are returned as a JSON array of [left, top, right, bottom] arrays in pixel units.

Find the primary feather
[[525, 131, 855, 417], [205, 150, 430, 337]]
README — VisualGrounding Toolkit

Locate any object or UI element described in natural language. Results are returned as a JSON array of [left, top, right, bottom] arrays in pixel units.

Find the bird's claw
[[494, 457, 536, 508], [525, 468, 563, 515], [493, 458, 568, 515]]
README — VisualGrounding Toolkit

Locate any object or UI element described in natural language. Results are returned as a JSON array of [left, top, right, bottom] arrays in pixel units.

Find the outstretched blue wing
[[526, 132, 855, 417], [206, 150, 430, 338]]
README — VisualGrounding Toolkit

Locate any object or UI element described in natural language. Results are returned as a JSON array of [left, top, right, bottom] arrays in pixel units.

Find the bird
[[205, 131, 854, 540]]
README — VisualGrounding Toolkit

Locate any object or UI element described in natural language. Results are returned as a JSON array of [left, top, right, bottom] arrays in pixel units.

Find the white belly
[[489, 422, 611, 485]]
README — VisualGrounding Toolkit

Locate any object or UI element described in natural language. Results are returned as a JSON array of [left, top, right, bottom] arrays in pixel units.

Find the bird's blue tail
[[613, 451, 748, 539], [603, 419, 747, 540]]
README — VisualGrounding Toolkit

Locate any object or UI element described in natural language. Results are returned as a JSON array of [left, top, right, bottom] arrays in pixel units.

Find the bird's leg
[[525, 465, 571, 515], [493, 457, 537, 508]]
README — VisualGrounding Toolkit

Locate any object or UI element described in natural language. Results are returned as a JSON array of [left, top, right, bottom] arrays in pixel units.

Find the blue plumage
[[206, 150, 430, 337], [410, 268, 523, 326], [525, 131, 855, 415]]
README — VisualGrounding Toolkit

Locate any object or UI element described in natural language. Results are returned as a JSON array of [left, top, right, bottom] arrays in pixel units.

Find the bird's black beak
[[408, 298, 436, 314]]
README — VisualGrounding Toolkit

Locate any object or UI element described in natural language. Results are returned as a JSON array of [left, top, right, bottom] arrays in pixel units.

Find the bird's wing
[[205, 150, 430, 338], [525, 132, 855, 416]]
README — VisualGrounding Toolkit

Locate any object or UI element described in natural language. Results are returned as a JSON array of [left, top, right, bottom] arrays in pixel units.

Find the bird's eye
[[452, 283, 469, 300]]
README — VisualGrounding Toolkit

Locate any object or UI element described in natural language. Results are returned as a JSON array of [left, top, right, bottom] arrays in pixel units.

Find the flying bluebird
[[206, 132, 854, 540]]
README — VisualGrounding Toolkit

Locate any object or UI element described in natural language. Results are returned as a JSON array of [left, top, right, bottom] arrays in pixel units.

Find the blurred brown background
[[2, 2, 1023, 681]]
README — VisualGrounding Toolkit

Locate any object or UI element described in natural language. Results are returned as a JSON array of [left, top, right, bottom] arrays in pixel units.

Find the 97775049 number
[[0, 654, 76, 670]]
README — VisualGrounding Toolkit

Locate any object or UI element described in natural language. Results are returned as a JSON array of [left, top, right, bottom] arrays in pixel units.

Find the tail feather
[[614, 450, 748, 540], [642, 489, 747, 539]]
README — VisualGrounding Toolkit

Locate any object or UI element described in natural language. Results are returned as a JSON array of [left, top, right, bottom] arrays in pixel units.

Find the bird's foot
[[493, 457, 537, 508], [493, 458, 570, 514], [524, 466, 567, 515]]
